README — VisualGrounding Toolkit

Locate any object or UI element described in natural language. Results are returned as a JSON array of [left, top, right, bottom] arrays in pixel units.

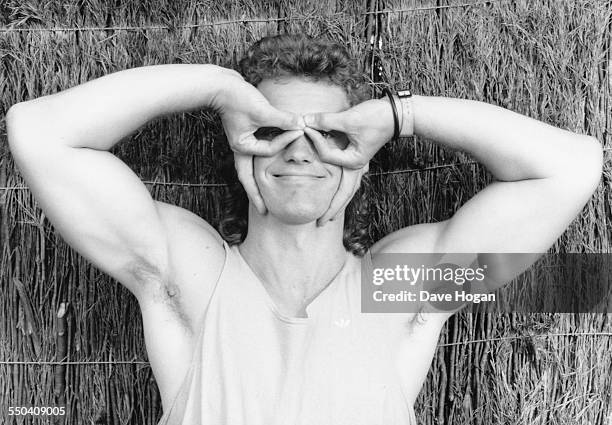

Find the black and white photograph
[[0, 0, 610, 424]]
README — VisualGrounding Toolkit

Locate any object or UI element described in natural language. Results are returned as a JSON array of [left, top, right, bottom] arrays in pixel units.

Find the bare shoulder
[[370, 220, 448, 254], [138, 201, 226, 331], [155, 201, 224, 244]]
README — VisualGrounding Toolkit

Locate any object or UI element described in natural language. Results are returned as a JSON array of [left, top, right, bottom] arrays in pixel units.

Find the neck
[[239, 205, 348, 303]]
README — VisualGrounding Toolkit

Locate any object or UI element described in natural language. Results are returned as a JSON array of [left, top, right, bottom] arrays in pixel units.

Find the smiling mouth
[[272, 174, 325, 178]]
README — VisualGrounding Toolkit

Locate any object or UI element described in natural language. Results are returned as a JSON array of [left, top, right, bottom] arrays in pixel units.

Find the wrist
[[208, 65, 246, 113], [381, 89, 415, 138]]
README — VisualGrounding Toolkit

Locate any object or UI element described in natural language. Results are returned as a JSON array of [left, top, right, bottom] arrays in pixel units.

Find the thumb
[[263, 107, 305, 130], [303, 112, 348, 132]]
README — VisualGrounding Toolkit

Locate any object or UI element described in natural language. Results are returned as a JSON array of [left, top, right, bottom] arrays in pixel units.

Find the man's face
[[253, 77, 350, 224]]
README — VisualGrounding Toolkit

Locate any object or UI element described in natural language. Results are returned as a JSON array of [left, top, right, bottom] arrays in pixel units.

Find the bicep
[[436, 177, 590, 253], [9, 137, 168, 296], [370, 177, 588, 323], [429, 177, 594, 314], [379, 179, 587, 289]]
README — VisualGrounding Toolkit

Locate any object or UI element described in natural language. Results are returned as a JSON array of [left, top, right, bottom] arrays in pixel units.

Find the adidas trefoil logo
[[334, 318, 351, 328]]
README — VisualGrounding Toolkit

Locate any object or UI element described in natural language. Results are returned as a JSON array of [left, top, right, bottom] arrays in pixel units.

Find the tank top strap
[[157, 239, 237, 425]]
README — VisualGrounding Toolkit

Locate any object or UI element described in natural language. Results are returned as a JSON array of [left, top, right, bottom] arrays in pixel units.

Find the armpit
[[128, 260, 180, 304], [127, 258, 167, 286], [134, 267, 193, 331]]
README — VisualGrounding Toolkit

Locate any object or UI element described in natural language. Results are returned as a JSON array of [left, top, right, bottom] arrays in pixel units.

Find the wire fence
[[2, 331, 610, 366]]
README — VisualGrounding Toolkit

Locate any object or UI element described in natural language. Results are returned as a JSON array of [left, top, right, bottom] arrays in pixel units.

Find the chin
[[267, 202, 328, 225]]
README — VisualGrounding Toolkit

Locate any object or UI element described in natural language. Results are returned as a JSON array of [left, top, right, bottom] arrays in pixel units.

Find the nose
[[282, 134, 317, 163]]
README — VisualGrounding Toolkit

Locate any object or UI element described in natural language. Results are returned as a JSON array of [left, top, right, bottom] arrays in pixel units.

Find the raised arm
[[303, 94, 602, 287], [6, 64, 303, 298], [386, 95, 602, 253]]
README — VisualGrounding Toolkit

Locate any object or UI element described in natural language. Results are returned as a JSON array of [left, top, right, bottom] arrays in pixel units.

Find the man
[[6, 34, 602, 424]]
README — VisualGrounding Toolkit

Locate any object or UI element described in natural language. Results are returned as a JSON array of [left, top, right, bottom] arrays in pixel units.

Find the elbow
[[6, 102, 23, 132], [6, 104, 29, 165], [6, 102, 30, 153], [579, 136, 604, 193], [6, 100, 51, 155], [561, 135, 603, 200]]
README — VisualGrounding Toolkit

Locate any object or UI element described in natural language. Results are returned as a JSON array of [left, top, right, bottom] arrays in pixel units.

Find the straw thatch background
[[1, 0, 611, 424]]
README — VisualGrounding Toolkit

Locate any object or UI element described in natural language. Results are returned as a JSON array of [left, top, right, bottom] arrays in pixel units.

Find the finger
[[304, 127, 365, 169], [303, 112, 348, 132], [331, 167, 365, 221], [266, 129, 304, 154], [263, 107, 305, 130], [317, 167, 362, 226], [234, 153, 266, 215], [237, 130, 304, 156], [319, 168, 362, 226]]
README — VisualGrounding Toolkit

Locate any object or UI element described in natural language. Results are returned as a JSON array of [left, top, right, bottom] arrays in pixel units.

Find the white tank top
[[157, 243, 418, 425]]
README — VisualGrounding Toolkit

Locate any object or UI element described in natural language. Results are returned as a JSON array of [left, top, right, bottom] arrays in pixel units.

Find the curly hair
[[218, 34, 372, 256]]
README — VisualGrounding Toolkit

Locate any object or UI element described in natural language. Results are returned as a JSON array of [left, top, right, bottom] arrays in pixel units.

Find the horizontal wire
[[0, 1, 498, 33], [0, 162, 481, 191], [3, 144, 608, 191], [437, 331, 612, 347], [363, 1, 496, 15], [1, 331, 610, 366], [369, 161, 479, 176], [5, 145, 612, 189], [142, 180, 227, 187], [0, 17, 304, 33]]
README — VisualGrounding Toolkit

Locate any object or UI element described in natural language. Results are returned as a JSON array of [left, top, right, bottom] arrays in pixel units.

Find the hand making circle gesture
[[303, 99, 399, 225], [214, 67, 305, 214], [303, 98, 397, 169]]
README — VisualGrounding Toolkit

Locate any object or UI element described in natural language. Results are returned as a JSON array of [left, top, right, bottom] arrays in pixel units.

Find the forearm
[[10, 64, 227, 150], [409, 95, 599, 181]]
